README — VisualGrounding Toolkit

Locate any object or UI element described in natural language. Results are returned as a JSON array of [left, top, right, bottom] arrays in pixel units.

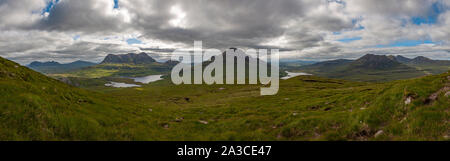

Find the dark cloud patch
[[140, 47, 176, 53], [36, 0, 130, 33]]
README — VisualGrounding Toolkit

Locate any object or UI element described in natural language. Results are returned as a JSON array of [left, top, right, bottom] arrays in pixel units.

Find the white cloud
[[0, 0, 449, 64], [0, 0, 46, 29]]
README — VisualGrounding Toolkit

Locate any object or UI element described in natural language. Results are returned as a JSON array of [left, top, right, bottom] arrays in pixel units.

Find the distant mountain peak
[[163, 60, 180, 66], [357, 54, 392, 62], [352, 54, 401, 69], [29, 61, 61, 67], [221, 47, 244, 55], [408, 56, 434, 64], [27, 60, 96, 74], [386, 55, 412, 63], [218, 47, 261, 63], [395, 55, 409, 59], [101, 52, 156, 64], [315, 59, 352, 65], [412, 56, 432, 61], [394, 55, 412, 63]]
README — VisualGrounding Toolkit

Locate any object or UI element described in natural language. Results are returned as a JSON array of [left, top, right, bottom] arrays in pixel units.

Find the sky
[[0, 0, 449, 64]]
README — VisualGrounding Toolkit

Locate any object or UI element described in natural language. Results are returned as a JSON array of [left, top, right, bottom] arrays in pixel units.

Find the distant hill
[[27, 60, 96, 74], [295, 59, 352, 74], [199, 48, 286, 80], [297, 54, 425, 82], [66, 53, 177, 78], [163, 60, 181, 67], [403, 56, 450, 74], [405, 56, 450, 66], [29, 61, 61, 67], [407, 56, 435, 64], [202, 48, 260, 65], [280, 60, 317, 72], [310, 59, 353, 67], [101, 53, 156, 64], [352, 54, 402, 69], [388, 55, 412, 63]]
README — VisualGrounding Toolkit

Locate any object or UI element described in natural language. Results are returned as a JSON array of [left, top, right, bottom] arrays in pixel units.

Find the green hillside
[[1, 57, 449, 140], [0, 57, 145, 140]]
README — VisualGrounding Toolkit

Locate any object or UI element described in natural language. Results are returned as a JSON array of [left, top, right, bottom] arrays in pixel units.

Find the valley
[[1, 53, 449, 140]]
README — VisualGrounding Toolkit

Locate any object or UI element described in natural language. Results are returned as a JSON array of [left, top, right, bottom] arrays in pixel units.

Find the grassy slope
[[1, 57, 449, 140], [0, 58, 147, 140], [101, 74, 447, 140]]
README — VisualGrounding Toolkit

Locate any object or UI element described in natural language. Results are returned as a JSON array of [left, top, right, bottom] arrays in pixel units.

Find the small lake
[[105, 82, 141, 88], [132, 75, 164, 84], [281, 71, 312, 80], [105, 75, 163, 88]]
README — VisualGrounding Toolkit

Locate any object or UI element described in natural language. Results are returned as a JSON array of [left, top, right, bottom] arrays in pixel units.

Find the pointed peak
[[413, 56, 431, 60], [408, 56, 435, 64]]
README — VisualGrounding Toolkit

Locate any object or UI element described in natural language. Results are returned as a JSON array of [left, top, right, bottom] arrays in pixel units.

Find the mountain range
[[27, 60, 97, 74], [25, 51, 449, 82], [65, 52, 178, 78], [296, 54, 450, 82], [388, 55, 450, 66], [388, 55, 412, 63]]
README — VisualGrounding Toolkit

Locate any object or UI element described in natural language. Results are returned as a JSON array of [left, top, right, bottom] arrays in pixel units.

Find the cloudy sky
[[0, 0, 449, 64]]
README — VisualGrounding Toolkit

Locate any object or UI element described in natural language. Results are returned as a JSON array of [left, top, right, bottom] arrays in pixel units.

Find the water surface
[[281, 71, 312, 80], [105, 82, 141, 88], [132, 75, 163, 84]]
